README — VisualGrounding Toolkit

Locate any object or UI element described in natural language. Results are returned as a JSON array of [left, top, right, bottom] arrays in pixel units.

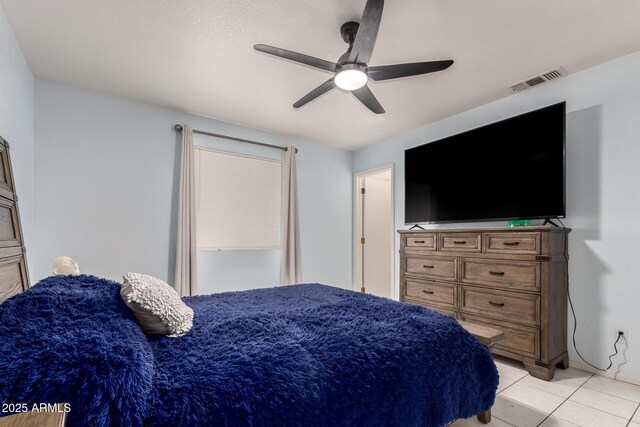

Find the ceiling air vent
[[510, 67, 567, 92], [525, 76, 545, 87], [511, 82, 528, 92]]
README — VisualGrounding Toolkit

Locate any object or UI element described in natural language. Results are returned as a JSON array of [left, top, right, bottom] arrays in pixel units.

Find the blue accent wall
[[33, 80, 353, 293], [0, 4, 35, 271]]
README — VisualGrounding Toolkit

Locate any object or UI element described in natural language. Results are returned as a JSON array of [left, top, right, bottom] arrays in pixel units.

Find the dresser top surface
[[398, 225, 570, 234]]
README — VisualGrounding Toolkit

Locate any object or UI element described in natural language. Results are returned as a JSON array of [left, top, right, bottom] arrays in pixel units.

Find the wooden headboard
[[0, 136, 30, 304]]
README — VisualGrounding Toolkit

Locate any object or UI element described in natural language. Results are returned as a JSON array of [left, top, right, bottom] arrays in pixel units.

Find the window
[[194, 147, 281, 250]]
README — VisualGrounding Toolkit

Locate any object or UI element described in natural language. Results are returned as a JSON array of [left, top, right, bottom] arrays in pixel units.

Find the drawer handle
[[453, 241, 467, 244], [489, 271, 505, 276], [414, 240, 425, 243], [423, 265, 434, 269], [422, 290, 434, 294], [503, 241, 520, 246], [489, 301, 505, 307]]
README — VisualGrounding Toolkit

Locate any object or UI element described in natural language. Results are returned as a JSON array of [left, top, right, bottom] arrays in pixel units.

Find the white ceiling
[[2, 1, 640, 150]]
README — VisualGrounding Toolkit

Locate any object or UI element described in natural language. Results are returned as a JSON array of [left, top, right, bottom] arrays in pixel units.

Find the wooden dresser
[[399, 226, 568, 380], [0, 137, 30, 304]]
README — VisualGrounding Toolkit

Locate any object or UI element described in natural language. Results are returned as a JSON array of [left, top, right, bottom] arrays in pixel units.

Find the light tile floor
[[450, 356, 640, 427]]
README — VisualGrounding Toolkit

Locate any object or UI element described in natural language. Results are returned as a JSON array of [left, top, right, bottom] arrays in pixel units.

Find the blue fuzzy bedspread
[[0, 276, 498, 426]]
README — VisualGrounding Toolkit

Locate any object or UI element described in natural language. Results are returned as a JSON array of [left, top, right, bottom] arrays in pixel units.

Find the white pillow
[[120, 273, 193, 337]]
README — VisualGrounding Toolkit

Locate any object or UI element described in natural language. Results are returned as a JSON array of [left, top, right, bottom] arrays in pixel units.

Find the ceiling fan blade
[[367, 60, 454, 81], [254, 44, 337, 73], [349, 0, 384, 64], [293, 79, 336, 109], [352, 85, 385, 114]]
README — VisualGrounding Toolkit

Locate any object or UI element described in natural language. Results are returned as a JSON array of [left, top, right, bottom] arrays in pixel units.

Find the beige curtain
[[281, 146, 301, 284], [175, 124, 197, 296]]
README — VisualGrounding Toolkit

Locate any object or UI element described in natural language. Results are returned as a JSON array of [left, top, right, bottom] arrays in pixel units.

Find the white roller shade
[[194, 147, 281, 250]]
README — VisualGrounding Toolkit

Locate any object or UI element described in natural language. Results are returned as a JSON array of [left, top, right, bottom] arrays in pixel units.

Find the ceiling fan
[[254, 0, 453, 114]]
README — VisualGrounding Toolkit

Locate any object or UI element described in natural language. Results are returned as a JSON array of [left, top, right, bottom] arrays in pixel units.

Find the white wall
[[34, 80, 352, 293], [353, 50, 640, 382], [0, 4, 34, 269]]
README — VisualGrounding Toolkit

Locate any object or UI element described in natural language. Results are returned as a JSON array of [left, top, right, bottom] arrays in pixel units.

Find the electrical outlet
[[616, 329, 628, 345]]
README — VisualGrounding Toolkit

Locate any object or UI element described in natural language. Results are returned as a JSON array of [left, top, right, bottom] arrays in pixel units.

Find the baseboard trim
[[570, 359, 640, 386]]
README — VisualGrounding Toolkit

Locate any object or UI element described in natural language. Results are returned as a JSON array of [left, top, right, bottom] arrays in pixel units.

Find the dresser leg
[[477, 408, 491, 424], [557, 357, 570, 370], [524, 362, 555, 381]]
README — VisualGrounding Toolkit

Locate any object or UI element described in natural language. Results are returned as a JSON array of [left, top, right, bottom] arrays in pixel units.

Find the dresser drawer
[[405, 298, 457, 318], [426, 305, 457, 318], [438, 232, 481, 252], [0, 196, 22, 248], [405, 255, 457, 281], [406, 234, 436, 250], [460, 285, 540, 326], [484, 232, 541, 255], [461, 314, 540, 359], [404, 279, 456, 308], [0, 255, 28, 304], [461, 258, 540, 291]]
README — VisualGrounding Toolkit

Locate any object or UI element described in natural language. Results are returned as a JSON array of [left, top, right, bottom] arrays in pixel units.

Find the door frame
[[353, 163, 395, 299]]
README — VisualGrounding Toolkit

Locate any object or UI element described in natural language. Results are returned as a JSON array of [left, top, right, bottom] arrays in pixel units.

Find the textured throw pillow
[[120, 273, 193, 337]]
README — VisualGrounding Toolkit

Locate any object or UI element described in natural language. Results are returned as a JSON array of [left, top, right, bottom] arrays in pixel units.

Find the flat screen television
[[405, 102, 566, 224]]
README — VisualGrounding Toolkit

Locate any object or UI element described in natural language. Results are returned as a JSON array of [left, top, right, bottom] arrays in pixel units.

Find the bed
[[0, 275, 498, 426]]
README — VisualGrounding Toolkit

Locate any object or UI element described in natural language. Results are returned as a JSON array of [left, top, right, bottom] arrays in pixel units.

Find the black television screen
[[405, 102, 566, 224]]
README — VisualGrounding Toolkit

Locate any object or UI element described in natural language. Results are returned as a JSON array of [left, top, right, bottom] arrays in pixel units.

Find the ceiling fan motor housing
[[336, 62, 367, 75]]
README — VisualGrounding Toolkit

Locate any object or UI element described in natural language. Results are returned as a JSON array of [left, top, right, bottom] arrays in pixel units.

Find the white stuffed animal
[[52, 256, 80, 276]]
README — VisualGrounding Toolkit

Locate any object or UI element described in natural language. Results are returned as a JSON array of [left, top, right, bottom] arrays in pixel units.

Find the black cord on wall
[[557, 217, 622, 371]]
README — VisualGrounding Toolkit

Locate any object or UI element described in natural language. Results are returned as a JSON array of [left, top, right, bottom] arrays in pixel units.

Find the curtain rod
[[174, 124, 297, 153]]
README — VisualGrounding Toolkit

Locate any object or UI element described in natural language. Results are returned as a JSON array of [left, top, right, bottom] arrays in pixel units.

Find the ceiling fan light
[[334, 69, 368, 91]]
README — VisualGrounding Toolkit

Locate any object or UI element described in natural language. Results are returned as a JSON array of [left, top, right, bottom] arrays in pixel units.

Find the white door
[[354, 166, 394, 299]]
